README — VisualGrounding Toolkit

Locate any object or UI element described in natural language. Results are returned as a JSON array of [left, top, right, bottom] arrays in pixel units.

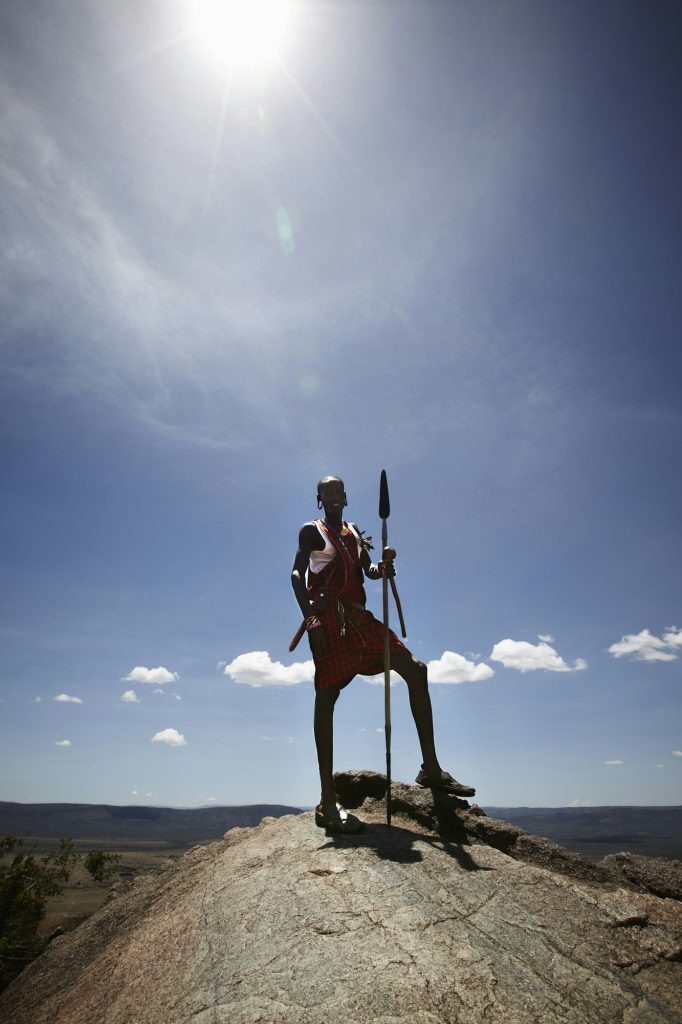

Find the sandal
[[314, 801, 364, 834], [415, 765, 476, 797]]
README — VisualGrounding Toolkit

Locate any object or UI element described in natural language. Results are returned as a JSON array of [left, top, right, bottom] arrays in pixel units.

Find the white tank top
[[309, 521, 362, 575]]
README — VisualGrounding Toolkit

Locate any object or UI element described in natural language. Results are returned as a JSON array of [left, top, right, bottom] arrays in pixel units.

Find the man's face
[[318, 479, 346, 514]]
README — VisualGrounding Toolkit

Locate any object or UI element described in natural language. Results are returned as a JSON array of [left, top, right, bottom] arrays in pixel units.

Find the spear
[[379, 469, 394, 827]]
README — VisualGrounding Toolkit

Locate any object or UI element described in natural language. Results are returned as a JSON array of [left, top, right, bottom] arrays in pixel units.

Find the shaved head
[[317, 475, 344, 495]]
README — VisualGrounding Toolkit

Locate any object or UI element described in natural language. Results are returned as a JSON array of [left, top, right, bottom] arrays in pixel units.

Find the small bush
[[0, 836, 121, 993]]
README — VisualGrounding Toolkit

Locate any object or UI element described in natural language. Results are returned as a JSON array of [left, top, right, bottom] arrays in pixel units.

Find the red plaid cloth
[[307, 520, 406, 691]]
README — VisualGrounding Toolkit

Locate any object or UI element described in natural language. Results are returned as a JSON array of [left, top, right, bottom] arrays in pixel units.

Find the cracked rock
[[0, 775, 680, 1024]]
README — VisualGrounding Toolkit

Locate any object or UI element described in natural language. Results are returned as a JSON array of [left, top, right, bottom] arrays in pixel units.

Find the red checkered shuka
[[306, 520, 406, 691]]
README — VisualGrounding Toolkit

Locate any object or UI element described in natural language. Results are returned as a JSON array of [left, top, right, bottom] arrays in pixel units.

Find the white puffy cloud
[[663, 627, 682, 648], [426, 651, 494, 684], [123, 666, 179, 685], [537, 634, 554, 643], [55, 739, 71, 747], [566, 799, 591, 807], [490, 639, 587, 673], [603, 759, 623, 766], [54, 694, 82, 703], [224, 651, 314, 687], [607, 629, 677, 662], [121, 690, 140, 703], [362, 670, 402, 687], [151, 728, 187, 747]]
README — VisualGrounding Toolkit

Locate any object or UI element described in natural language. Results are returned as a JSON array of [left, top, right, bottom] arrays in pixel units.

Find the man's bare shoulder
[[298, 521, 324, 550]]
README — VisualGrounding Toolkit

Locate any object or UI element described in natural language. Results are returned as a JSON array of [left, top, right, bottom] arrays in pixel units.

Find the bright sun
[[190, 0, 294, 71]]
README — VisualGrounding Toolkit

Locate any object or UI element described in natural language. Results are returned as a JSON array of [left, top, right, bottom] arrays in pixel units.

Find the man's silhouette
[[291, 476, 475, 833]]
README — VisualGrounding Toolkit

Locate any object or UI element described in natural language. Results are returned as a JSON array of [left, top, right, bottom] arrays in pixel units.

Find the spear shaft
[[379, 469, 392, 828]]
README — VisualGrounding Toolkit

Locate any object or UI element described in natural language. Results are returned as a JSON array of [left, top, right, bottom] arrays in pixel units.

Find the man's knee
[[315, 686, 341, 710], [413, 659, 428, 687], [397, 654, 427, 689]]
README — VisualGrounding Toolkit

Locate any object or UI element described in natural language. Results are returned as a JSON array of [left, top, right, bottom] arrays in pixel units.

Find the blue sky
[[1, 0, 681, 809]]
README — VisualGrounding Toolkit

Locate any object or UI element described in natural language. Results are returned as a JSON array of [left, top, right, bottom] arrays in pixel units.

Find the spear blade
[[379, 469, 390, 520]]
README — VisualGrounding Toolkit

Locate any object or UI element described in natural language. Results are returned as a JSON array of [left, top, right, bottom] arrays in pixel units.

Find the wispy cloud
[[490, 639, 587, 673], [537, 634, 554, 643], [224, 651, 314, 687], [426, 650, 494, 684], [55, 739, 71, 747], [54, 693, 82, 703], [603, 759, 623, 766], [121, 690, 140, 703], [673, 751, 682, 758], [607, 628, 678, 662], [151, 728, 187, 747], [259, 735, 293, 743], [123, 666, 179, 684], [566, 799, 591, 807], [0, 73, 173, 345]]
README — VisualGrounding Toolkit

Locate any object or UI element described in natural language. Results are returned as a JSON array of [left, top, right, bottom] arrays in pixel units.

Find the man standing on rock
[[291, 475, 475, 834]]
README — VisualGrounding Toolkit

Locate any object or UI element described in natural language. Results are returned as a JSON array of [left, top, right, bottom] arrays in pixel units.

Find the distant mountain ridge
[[2, 801, 681, 859], [0, 801, 302, 845], [484, 805, 682, 861]]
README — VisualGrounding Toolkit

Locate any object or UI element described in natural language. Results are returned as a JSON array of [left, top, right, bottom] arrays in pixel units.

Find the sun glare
[[191, 0, 294, 71]]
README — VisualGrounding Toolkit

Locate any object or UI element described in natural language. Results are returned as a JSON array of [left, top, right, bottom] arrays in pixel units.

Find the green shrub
[[0, 836, 120, 993]]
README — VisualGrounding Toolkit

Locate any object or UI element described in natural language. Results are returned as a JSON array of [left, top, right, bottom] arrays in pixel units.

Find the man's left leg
[[391, 649, 475, 797]]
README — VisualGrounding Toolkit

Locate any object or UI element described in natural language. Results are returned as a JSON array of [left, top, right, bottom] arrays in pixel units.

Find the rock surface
[[1, 772, 681, 1024], [334, 771, 682, 898]]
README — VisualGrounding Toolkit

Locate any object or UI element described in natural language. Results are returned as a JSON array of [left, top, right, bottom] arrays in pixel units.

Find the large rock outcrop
[[1, 772, 681, 1024]]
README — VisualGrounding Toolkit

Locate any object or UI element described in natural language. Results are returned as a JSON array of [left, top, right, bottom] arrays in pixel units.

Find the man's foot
[[415, 765, 476, 797], [315, 800, 364, 834]]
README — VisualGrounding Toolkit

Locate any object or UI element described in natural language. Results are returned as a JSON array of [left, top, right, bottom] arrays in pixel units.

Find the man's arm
[[291, 524, 328, 659], [355, 527, 395, 581], [291, 524, 325, 617]]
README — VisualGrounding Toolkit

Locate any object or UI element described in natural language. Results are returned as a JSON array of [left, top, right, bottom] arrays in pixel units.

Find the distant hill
[[484, 806, 682, 861], [3, 802, 681, 861], [0, 801, 303, 846]]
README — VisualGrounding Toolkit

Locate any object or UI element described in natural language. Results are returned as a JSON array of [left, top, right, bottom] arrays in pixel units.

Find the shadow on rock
[[317, 775, 491, 872], [331, 768, 682, 896]]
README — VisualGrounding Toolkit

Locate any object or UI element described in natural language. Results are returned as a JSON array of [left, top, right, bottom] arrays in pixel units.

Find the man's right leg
[[391, 649, 476, 797], [314, 685, 340, 817]]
